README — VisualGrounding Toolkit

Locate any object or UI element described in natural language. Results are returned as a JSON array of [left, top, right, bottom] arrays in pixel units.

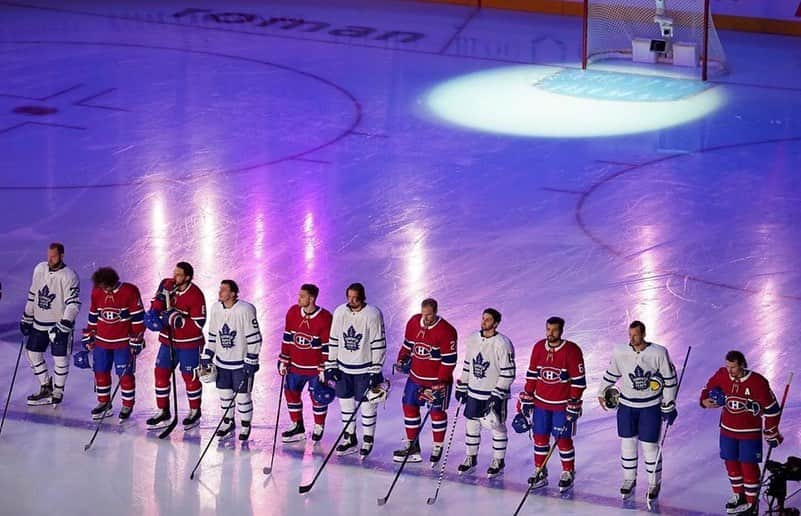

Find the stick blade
[[426, 496, 437, 505], [158, 420, 177, 439], [298, 483, 313, 494], [377, 497, 388, 506], [83, 443, 92, 452], [262, 466, 272, 475]]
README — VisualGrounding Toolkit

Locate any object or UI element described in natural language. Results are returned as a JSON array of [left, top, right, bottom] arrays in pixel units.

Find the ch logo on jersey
[[100, 308, 121, 322], [219, 323, 237, 349], [293, 332, 313, 350], [472, 352, 490, 379], [37, 285, 56, 310], [629, 365, 652, 391], [343, 325, 362, 351], [413, 342, 431, 359], [725, 396, 761, 416], [539, 366, 567, 384]]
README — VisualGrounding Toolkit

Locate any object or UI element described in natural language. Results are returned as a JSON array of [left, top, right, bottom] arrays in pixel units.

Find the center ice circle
[[425, 65, 726, 138]]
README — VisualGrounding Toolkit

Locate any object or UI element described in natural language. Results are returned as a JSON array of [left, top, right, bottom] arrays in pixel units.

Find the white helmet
[[365, 379, 391, 405], [194, 363, 217, 384]]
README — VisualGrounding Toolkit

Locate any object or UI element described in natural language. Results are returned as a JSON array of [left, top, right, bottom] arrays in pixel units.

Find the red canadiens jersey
[[397, 315, 458, 386], [150, 279, 206, 349], [87, 283, 145, 350], [524, 339, 586, 409], [700, 368, 781, 440], [280, 305, 333, 376]]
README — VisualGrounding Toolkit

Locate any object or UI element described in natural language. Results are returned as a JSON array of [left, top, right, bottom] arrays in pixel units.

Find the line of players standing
[[16, 243, 785, 515]]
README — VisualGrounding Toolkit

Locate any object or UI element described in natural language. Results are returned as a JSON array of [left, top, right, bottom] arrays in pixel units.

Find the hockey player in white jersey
[[455, 308, 515, 478], [200, 280, 262, 441], [20, 243, 81, 405], [597, 320, 678, 504], [325, 282, 386, 458]]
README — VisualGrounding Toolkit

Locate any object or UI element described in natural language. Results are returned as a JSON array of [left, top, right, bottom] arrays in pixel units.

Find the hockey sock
[[339, 397, 356, 434], [361, 400, 377, 438], [403, 403, 421, 441], [431, 408, 448, 444], [52, 355, 69, 395], [465, 418, 481, 456], [236, 392, 253, 423], [741, 462, 760, 504], [492, 427, 509, 460], [621, 437, 638, 481], [94, 371, 112, 403], [120, 373, 135, 408], [182, 371, 202, 410], [26, 350, 49, 385], [154, 367, 171, 409], [534, 434, 550, 469], [557, 437, 575, 471], [641, 440, 662, 485], [725, 460, 744, 495], [285, 389, 303, 423], [311, 397, 327, 426], [220, 389, 234, 418]]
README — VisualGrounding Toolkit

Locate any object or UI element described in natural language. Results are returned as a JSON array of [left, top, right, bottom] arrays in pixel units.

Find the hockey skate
[[359, 435, 374, 460], [146, 409, 172, 430], [118, 405, 133, 422], [457, 455, 477, 475], [487, 458, 505, 479], [392, 439, 422, 463], [90, 402, 113, 421], [217, 417, 236, 440], [558, 470, 575, 493], [726, 493, 748, 514], [429, 444, 443, 467], [182, 409, 201, 430], [646, 483, 661, 509], [528, 467, 548, 489], [239, 421, 251, 441], [282, 421, 306, 443], [335, 432, 358, 456], [620, 479, 637, 499], [311, 424, 324, 443], [27, 378, 53, 406], [51, 390, 63, 407]]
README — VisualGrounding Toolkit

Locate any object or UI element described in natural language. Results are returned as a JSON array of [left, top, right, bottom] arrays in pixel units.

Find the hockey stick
[[262, 374, 285, 475], [426, 400, 464, 505], [0, 338, 25, 438], [377, 407, 433, 506], [298, 387, 371, 494], [754, 371, 794, 514], [84, 354, 135, 451], [512, 421, 571, 516], [159, 288, 180, 440], [190, 373, 249, 479], [647, 345, 692, 510]]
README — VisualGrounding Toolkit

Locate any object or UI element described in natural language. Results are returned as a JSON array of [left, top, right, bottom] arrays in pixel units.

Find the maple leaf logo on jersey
[[472, 352, 490, 379], [629, 365, 652, 391], [343, 325, 362, 351], [219, 323, 237, 349], [37, 285, 56, 310]]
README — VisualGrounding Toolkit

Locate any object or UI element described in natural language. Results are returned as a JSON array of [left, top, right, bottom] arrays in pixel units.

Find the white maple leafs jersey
[[327, 303, 386, 375], [203, 300, 262, 370], [597, 342, 677, 408], [459, 331, 516, 401], [23, 262, 81, 331]]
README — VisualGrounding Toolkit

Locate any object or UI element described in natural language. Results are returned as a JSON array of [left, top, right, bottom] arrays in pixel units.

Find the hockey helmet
[[603, 386, 621, 409], [144, 309, 164, 332], [708, 387, 726, 407], [72, 349, 93, 370], [365, 379, 391, 405], [194, 363, 217, 384], [511, 412, 531, 434], [311, 381, 337, 406]]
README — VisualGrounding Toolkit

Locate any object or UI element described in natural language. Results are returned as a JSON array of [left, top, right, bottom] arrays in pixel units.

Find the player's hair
[[91, 267, 119, 289], [725, 350, 748, 368], [346, 282, 366, 302], [221, 279, 239, 296], [629, 320, 646, 334], [176, 261, 194, 281], [421, 298, 438, 313], [49, 242, 65, 254], [483, 308, 502, 324], [546, 316, 565, 331], [301, 283, 319, 299]]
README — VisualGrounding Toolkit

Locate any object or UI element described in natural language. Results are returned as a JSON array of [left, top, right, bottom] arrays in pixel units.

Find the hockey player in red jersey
[[143, 261, 207, 431], [392, 298, 458, 465], [517, 316, 586, 492], [75, 267, 144, 422], [700, 350, 783, 514], [278, 284, 333, 443]]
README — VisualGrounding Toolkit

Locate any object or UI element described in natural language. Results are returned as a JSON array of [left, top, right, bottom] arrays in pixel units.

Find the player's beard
[[547, 336, 560, 345]]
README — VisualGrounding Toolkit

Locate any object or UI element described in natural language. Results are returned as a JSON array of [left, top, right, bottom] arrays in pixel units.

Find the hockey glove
[[277, 360, 288, 376], [244, 362, 259, 378], [19, 315, 33, 336], [367, 372, 384, 389], [661, 401, 678, 425], [143, 309, 164, 332], [325, 368, 341, 383], [419, 383, 446, 407], [566, 398, 583, 421], [517, 391, 535, 417], [50, 319, 72, 347], [200, 353, 213, 369], [129, 333, 145, 355], [454, 380, 468, 404], [161, 309, 185, 329], [394, 356, 411, 375], [488, 393, 503, 412], [81, 328, 96, 351], [765, 427, 783, 448]]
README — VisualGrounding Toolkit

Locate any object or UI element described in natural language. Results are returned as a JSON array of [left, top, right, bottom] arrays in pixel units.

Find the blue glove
[[144, 309, 164, 332], [72, 350, 92, 370], [566, 398, 583, 422], [661, 401, 678, 425], [244, 362, 259, 377], [325, 368, 341, 383], [765, 427, 783, 449], [81, 329, 95, 351], [20, 316, 33, 336], [517, 391, 534, 417], [418, 384, 446, 407], [367, 372, 383, 388], [708, 387, 726, 407], [129, 334, 145, 355], [454, 380, 467, 404], [50, 319, 72, 347], [201, 350, 213, 368]]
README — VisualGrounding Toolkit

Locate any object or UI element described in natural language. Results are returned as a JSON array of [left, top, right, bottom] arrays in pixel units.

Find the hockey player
[[455, 308, 515, 478], [144, 261, 206, 431], [200, 280, 262, 440], [392, 298, 458, 465], [278, 284, 333, 443], [700, 350, 782, 514], [517, 316, 586, 492], [79, 267, 144, 421], [20, 243, 81, 405], [597, 320, 678, 504], [325, 283, 386, 458]]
